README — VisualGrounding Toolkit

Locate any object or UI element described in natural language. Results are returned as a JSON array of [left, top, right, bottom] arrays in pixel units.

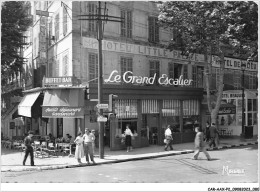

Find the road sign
[[36, 10, 49, 17], [96, 104, 109, 109], [97, 116, 107, 122]]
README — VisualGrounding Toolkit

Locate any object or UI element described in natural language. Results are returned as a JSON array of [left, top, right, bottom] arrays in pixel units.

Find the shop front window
[[248, 99, 252, 111], [183, 116, 199, 133], [253, 99, 257, 111], [118, 119, 137, 135], [163, 116, 180, 133], [253, 113, 257, 125]]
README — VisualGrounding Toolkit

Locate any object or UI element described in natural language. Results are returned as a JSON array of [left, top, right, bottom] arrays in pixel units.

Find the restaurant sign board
[[104, 70, 193, 86], [42, 76, 77, 86], [42, 106, 84, 118]]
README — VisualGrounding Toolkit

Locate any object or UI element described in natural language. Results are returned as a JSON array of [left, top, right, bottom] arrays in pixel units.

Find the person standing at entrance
[[23, 131, 35, 166], [164, 125, 173, 151], [74, 132, 84, 164], [193, 127, 211, 160], [124, 124, 133, 152], [83, 128, 95, 164], [209, 123, 217, 148]]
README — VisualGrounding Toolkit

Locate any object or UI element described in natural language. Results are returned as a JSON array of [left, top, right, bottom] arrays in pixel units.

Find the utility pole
[[77, 1, 122, 159]]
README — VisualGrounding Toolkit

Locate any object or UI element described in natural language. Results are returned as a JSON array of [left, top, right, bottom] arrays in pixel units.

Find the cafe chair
[[19, 143, 26, 156], [47, 143, 59, 157], [41, 141, 50, 157], [34, 141, 43, 158], [62, 143, 71, 156]]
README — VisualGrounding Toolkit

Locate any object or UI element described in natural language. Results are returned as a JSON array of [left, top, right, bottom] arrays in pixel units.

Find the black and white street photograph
[[1, 1, 259, 192]]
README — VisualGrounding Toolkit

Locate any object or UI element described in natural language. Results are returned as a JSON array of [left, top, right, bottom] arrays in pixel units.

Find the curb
[[2, 141, 257, 172]]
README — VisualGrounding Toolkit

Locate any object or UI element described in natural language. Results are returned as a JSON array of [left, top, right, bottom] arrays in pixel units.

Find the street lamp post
[[241, 62, 246, 137]]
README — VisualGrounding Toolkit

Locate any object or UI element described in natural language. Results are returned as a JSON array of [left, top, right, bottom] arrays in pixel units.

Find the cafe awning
[[42, 88, 84, 118], [18, 92, 42, 118]]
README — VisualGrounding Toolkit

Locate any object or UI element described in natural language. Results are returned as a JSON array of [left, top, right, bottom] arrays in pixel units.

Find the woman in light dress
[[74, 132, 84, 164]]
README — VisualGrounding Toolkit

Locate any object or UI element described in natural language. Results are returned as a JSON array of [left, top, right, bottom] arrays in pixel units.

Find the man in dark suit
[[193, 127, 211, 160], [209, 123, 217, 148], [23, 131, 35, 166]]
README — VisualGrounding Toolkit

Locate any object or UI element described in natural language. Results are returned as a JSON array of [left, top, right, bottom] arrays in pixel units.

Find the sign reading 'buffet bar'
[[42, 107, 84, 118]]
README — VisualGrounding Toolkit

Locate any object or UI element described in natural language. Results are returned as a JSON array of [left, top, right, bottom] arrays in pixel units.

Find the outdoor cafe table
[[56, 143, 74, 157]]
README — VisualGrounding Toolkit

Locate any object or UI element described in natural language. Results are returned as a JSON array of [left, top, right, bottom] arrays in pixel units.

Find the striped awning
[[142, 100, 159, 114], [18, 92, 41, 117], [162, 100, 180, 116], [115, 100, 137, 118], [183, 99, 199, 116]]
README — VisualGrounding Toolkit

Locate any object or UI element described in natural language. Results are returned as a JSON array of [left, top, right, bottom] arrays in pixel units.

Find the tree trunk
[[204, 45, 225, 126], [211, 48, 225, 126]]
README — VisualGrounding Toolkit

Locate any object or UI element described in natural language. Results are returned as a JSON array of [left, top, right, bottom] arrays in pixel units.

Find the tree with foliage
[[1, 1, 32, 86], [157, 1, 258, 125]]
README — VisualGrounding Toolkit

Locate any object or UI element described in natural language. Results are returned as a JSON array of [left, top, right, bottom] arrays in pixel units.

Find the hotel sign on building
[[212, 55, 257, 72], [82, 37, 205, 63]]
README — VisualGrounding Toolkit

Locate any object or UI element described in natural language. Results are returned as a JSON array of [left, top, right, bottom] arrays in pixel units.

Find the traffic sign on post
[[96, 104, 109, 109]]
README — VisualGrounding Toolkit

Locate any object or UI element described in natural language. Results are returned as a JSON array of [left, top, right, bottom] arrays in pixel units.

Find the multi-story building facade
[[3, 1, 257, 150]]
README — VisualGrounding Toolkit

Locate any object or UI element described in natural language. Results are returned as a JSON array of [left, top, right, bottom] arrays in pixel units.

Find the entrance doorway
[[143, 114, 159, 145]]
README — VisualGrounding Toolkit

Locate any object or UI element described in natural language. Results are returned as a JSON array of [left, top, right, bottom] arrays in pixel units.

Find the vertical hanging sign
[[36, 10, 49, 66]]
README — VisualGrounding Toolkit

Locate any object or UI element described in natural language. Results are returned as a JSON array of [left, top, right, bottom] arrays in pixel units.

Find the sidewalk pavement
[[1, 137, 258, 172]]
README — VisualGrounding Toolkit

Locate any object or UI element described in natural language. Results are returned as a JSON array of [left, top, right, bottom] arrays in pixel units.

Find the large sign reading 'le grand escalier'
[[104, 70, 193, 86], [42, 106, 84, 118]]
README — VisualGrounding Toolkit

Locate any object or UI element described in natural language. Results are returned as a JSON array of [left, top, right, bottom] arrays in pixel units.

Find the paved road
[[2, 145, 258, 183]]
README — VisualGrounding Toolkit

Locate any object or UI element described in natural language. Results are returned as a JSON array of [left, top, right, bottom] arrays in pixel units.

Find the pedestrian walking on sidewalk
[[209, 123, 217, 148], [23, 131, 35, 166], [83, 128, 96, 164], [193, 127, 211, 161], [74, 132, 84, 164], [124, 124, 133, 152], [164, 125, 173, 151]]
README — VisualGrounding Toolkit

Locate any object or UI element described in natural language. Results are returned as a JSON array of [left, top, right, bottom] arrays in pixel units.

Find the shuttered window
[[55, 56, 60, 77], [48, 59, 52, 77], [88, 3, 96, 32], [148, 17, 159, 43], [234, 70, 241, 89], [62, 52, 69, 76], [192, 66, 197, 88], [63, 6, 68, 36], [48, 19, 53, 46], [183, 65, 188, 79], [150, 60, 160, 85], [55, 13, 59, 41], [168, 63, 174, 79], [120, 57, 133, 80], [89, 53, 98, 83], [249, 72, 257, 89], [121, 10, 132, 38]]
